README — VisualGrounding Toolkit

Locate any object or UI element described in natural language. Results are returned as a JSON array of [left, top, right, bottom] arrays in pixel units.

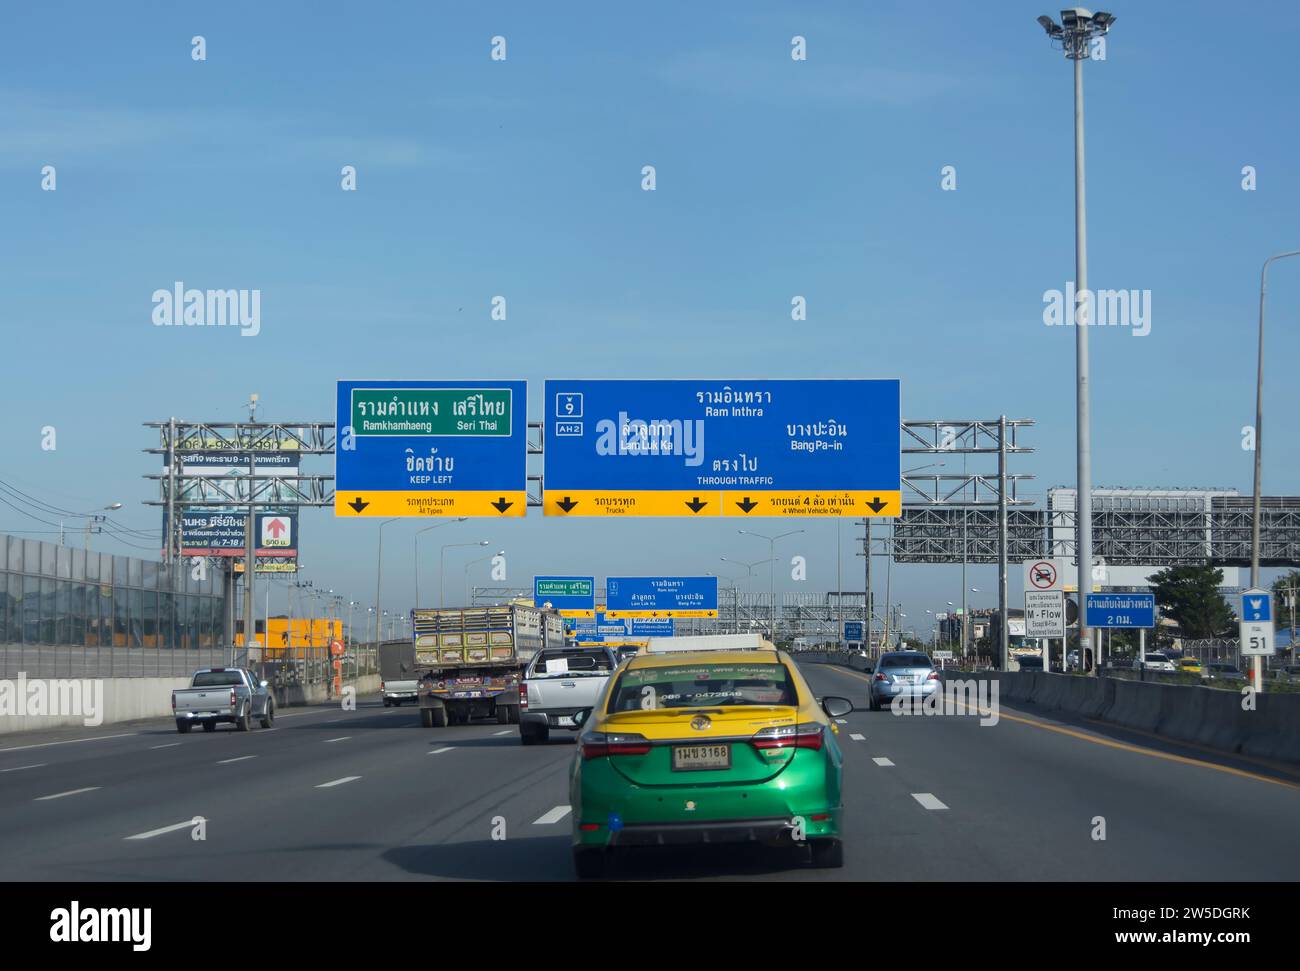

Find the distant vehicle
[[172, 667, 274, 733], [413, 604, 565, 727], [568, 634, 851, 878], [868, 651, 939, 711], [1017, 655, 1044, 671], [519, 646, 618, 745], [381, 678, 419, 707], [1134, 653, 1176, 673], [1204, 661, 1245, 680], [1175, 657, 1203, 675]]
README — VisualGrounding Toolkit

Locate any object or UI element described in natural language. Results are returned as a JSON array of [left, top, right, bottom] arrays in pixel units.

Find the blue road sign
[[1085, 593, 1157, 629], [1240, 589, 1273, 623], [605, 576, 719, 618], [542, 379, 901, 518], [533, 576, 596, 617], [630, 617, 676, 637], [844, 621, 864, 642], [334, 380, 528, 517]]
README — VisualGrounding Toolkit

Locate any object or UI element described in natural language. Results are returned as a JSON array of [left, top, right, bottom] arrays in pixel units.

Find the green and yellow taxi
[[568, 634, 853, 878], [1176, 656, 1204, 675]]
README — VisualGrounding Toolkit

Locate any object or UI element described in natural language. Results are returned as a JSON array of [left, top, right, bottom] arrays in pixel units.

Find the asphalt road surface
[[0, 662, 1295, 881]]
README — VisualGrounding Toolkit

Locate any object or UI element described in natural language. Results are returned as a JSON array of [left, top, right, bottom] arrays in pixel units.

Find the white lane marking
[[324, 718, 347, 723], [316, 776, 361, 788], [849, 733, 866, 741], [912, 792, 948, 810], [0, 763, 46, 773], [35, 786, 101, 801], [150, 743, 182, 750], [493, 730, 511, 736], [0, 733, 136, 754], [217, 755, 257, 764], [533, 805, 572, 825], [428, 747, 454, 755], [873, 757, 895, 767], [125, 819, 196, 841], [324, 737, 351, 743]]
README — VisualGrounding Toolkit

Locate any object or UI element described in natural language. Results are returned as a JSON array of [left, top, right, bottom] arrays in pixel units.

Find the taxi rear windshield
[[607, 663, 796, 711]]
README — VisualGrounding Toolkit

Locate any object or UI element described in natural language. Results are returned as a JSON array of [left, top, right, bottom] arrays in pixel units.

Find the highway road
[[0, 661, 1295, 881]]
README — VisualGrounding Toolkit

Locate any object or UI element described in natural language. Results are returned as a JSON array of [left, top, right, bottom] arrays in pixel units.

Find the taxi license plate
[[672, 744, 731, 771]]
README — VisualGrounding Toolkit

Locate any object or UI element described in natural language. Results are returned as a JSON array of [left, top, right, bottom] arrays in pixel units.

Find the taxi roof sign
[[644, 633, 773, 653]]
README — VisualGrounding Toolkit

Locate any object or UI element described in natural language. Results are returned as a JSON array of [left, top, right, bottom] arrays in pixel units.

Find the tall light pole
[[441, 541, 489, 607], [374, 518, 398, 644], [1038, 8, 1115, 673], [739, 529, 804, 639], [68, 502, 122, 550], [1249, 250, 1300, 692], [414, 517, 467, 608], [465, 550, 504, 604]]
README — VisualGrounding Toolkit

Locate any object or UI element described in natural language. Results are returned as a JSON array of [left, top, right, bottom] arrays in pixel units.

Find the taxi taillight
[[581, 732, 651, 760], [750, 723, 824, 751]]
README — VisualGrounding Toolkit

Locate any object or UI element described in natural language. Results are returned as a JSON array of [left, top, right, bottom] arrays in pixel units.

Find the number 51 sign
[[1239, 589, 1276, 656]]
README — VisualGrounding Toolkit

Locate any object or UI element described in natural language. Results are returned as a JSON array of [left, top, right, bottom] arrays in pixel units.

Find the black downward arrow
[[556, 496, 579, 513], [866, 496, 888, 513], [348, 497, 369, 513], [491, 497, 513, 513], [736, 497, 758, 513], [685, 496, 708, 513]]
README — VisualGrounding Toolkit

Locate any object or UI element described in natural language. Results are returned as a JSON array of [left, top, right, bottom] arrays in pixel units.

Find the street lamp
[[414, 517, 467, 608], [441, 541, 489, 607], [374, 518, 399, 644], [1249, 251, 1300, 689], [62, 502, 123, 550], [464, 550, 505, 604], [738, 530, 804, 638], [1038, 7, 1114, 673]]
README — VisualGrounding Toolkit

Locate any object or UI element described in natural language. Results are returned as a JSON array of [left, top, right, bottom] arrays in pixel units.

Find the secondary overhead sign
[[533, 576, 596, 617], [1084, 593, 1156, 629], [1024, 590, 1066, 638], [335, 380, 527, 518], [604, 576, 719, 619], [542, 379, 901, 518], [1239, 588, 1276, 656]]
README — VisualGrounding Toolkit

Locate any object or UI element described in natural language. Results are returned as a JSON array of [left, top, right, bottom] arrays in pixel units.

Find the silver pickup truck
[[518, 646, 617, 745], [172, 667, 275, 733]]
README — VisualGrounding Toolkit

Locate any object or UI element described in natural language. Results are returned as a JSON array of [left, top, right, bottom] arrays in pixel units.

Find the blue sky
[[2, 1, 1297, 633]]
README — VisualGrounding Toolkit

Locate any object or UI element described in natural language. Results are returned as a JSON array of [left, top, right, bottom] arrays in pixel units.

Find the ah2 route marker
[[335, 380, 527, 518], [542, 379, 901, 517]]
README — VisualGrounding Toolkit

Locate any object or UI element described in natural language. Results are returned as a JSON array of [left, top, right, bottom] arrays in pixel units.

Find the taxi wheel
[[507, 705, 520, 725], [496, 705, 511, 725], [431, 707, 448, 728], [573, 848, 607, 879], [810, 838, 844, 869]]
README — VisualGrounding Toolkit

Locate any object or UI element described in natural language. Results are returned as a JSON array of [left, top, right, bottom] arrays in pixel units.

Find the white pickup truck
[[518, 646, 618, 745], [172, 667, 275, 733]]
